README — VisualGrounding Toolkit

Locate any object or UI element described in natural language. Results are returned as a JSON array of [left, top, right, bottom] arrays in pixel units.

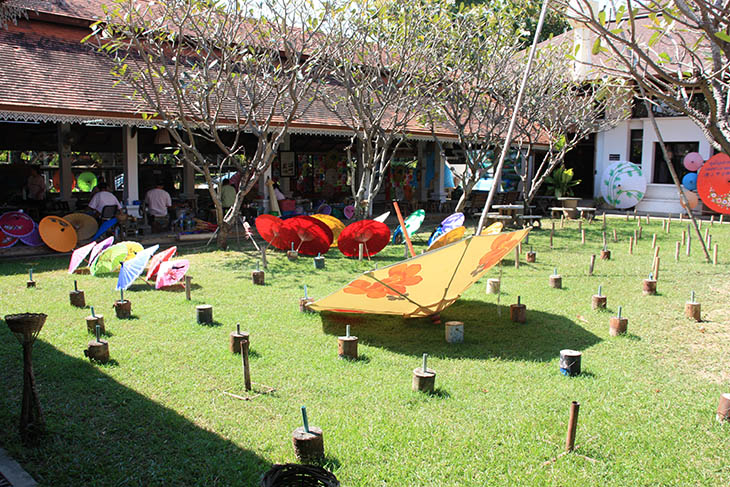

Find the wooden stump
[[591, 294, 607, 310], [252, 270, 265, 285], [486, 278, 500, 295], [299, 297, 315, 313], [229, 330, 250, 354], [444, 321, 464, 343], [287, 250, 299, 262], [600, 249, 611, 260], [685, 302, 701, 322], [526, 251, 536, 263], [337, 336, 358, 359], [412, 367, 436, 393], [549, 275, 562, 289], [69, 290, 86, 308], [314, 256, 325, 270], [609, 317, 628, 336], [85, 315, 105, 334], [642, 279, 657, 295], [26, 280, 36, 288], [292, 426, 324, 463], [84, 339, 109, 364], [113, 300, 132, 319], [559, 349, 582, 376], [196, 305, 213, 324], [510, 303, 527, 323], [717, 393, 730, 422]]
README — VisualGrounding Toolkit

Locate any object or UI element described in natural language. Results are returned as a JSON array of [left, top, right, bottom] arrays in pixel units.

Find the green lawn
[[1, 216, 729, 486]]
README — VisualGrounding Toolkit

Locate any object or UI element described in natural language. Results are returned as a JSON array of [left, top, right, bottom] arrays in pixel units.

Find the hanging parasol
[[0, 211, 35, 238], [76, 171, 98, 192], [117, 245, 159, 291], [255, 214, 291, 250], [697, 153, 730, 214], [119, 241, 143, 261], [88, 236, 114, 265], [0, 233, 18, 249], [155, 259, 190, 289], [338, 219, 390, 258], [427, 226, 466, 252], [146, 246, 177, 280], [343, 205, 355, 220], [52, 170, 76, 192], [282, 216, 333, 256], [20, 224, 43, 247], [311, 214, 345, 247], [374, 211, 390, 223], [428, 212, 465, 246], [63, 213, 99, 241], [310, 229, 529, 318], [68, 241, 97, 274], [481, 221, 504, 235], [683, 152, 704, 172], [392, 209, 425, 244], [90, 218, 117, 241], [600, 161, 646, 209], [90, 243, 128, 275], [38, 216, 77, 252]]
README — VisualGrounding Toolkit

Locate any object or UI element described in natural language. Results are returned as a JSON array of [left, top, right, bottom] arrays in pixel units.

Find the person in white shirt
[[88, 182, 121, 216], [145, 182, 172, 218]]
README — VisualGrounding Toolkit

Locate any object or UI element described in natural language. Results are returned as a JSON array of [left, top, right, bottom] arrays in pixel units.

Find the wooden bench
[[518, 215, 543, 228], [576, 207, 596, 221]]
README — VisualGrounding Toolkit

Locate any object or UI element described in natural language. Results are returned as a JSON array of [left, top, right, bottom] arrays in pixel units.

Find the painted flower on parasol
[[471, 232, 523, 277], [146, 246, 177, 280], [282, 216, 333, 256], [344, 263, 423, 299], [337, 219, 390, 258], [117, 245, 159, 291], [155, 259, 190, 289], [600, 161, 646, 209]]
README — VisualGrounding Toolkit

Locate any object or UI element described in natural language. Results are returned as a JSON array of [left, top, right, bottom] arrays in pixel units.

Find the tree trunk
[[455, 178, 477, 213], [217, 221, 231, 250]]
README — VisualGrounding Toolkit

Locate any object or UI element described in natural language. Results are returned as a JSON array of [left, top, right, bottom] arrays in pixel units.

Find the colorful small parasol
[[68, 241, 96, 274], [427, 226, 466, 252], [146, 246, 177, 280], [155, 259, 190, 289], [255, 214, 290, 250], [76, 171, 98, 192], [311, 214, 345, 247], [697, 153, 730, 214], [282, 216, 333, 256], [0, 211, 35, 238], [63, 213, 99, 241], [600, 161, 646, 209], [683, 152, 704, 172], [120, 241, 143, 261], [428, 212, 465, 246], [338, 219, 390, 258], [38, 216, 77, 252], [117, 245, 159, 291], [88, 236, 114, 265], [0, 233, 18, 249], [374, 211, 390, 223], [682, 173, 698, 191], [90, 243, 128, 275], [343, 205, 355, 220], [480, 221, 504, 235], [681, 188, 700, 210], [52, 170, 76, 192], [90, 218, 117, 241], [19, 224, 43, 247], [392, 209, 425, 244]]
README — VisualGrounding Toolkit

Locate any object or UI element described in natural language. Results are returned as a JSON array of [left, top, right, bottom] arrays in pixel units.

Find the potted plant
[[545, 166, 581, 200]]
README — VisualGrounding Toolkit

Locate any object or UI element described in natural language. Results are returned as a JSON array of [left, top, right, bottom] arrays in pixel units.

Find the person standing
[[26, 166, 46, 202]]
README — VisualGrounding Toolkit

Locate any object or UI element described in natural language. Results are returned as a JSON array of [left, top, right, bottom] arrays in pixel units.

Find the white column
[[57, 123, 73, 202], [182, 158, 195, 198], [122, 126, 140, 217], [433, 145, 446, 203]]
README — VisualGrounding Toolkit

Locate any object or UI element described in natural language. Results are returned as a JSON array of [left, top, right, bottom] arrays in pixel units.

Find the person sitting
[[145, 181, 172, 231], [88, 181, 121, 218]]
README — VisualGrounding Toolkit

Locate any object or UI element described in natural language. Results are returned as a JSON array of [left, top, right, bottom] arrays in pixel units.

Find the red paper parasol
[[255, 214, 290, 250], [282, 216, 333, 256], [146, 246, 177, 280], [0, 211, 35, 238], [338, 220, 390, 258], [0, 233, 18, 248], [697, 153, 730, 214]]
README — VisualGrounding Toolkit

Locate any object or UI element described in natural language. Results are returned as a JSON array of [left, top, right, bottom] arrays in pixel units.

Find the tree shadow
[[320, 299, 601, 362], [0, 338, 270, 485]]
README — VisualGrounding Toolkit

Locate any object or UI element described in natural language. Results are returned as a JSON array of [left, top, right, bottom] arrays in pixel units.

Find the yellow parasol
[[481, 222, 503, 235], [309, 228, 529, 318], [119, 241, 143, 261], [311, 214, 345, 247], [427, 226, 466, 252]]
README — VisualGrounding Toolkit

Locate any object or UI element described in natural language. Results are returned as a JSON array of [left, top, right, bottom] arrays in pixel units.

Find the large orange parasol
[[38, 216, 77, 252], [310, 229, 528, 318]]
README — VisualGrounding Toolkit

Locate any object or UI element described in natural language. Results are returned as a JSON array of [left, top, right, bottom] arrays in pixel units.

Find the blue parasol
[[116, 244, 159, 291], [91, 218, 117, 241], [428, 212, 465, 246]]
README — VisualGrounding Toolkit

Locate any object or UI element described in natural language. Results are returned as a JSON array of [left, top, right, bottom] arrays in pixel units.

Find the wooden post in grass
[[412, 353, 436, 393], [241, 339, 251, 391], [626, 211, 629, 221], [685, 291, 701, 322], [588, 254, 596, 276], [651, 234, 656, 249], [292, 406, 324, 463], [486, 278, 500, 294], [721, 214, 725, 225], [687, 235, 691, 257], [578, 220, 582, 234], [592, 285, 606, 309], [510, 296, 527, 323], [682, 230, 686, 246], [69, 280, 85, 308], [646, 214, 650, 224], [662, 219, 666, 232], [638, 226, 643, 240], [643, 273, 657, 295], [559, 351, 582, 377], [229, 324, 249, 354], [549, 268, 562, 289], [602, 212, 606, 229], [196, 305, 213, 324], [714, 244, 718, 266], [514, 247, 519, 269], [653, 258, 660, 282], [550, 224, 554, 249], [602, 231, 607, 248], [565, 401, 580, 452], [633, 229, 638, 244], [653, 245, 660, 262], [338, 325, 358, 359], [675, 241, 680, 262], [609, 306, 628, 336], [581, 229, 586, 245], [84, 325, 109, 364], [667, 219, 671, 233], [629, 236, 634, 255], [85, 307, 104, 334], [560, 214, 565, 228], [185, 275, 192, 300], [613, 228, 617, 242]]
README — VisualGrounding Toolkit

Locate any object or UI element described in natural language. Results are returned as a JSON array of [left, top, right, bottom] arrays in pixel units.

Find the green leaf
[[715, 31, 730, 43], [591, 37, 602, 55], [658, 52, 671, 63]]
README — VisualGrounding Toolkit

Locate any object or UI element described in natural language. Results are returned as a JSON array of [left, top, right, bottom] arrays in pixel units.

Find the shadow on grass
[[0, 335, 270, 485], [320, 298, 601, 362]]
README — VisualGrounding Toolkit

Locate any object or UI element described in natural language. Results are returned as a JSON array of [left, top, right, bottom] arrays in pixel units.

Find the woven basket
[[260, 464, 339, 487], [4, 313, 47, 343]]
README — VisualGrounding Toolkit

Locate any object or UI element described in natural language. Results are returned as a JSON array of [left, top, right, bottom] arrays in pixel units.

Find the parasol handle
[[393, 201, 415, 258]]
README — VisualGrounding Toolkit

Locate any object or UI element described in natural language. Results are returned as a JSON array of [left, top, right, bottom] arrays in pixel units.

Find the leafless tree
[[86, 0, 334, 248]]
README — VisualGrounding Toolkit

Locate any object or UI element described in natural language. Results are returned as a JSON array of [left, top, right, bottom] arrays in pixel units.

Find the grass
[[1, 215, 729, 486]]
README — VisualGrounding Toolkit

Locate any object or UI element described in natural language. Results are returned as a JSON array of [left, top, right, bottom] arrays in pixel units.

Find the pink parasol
[[155, 259, 190, 289], [146, 246, 177, 280], [88, 236, 114, 265], [68, 241, 97, 274]]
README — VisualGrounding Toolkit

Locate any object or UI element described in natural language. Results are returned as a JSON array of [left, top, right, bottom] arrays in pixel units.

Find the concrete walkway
[[0, 448, 37, 487]]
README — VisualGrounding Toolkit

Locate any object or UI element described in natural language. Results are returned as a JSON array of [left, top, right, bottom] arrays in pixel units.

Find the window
[[630, 129, 643, 164], [653, 142, 699, 184]]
